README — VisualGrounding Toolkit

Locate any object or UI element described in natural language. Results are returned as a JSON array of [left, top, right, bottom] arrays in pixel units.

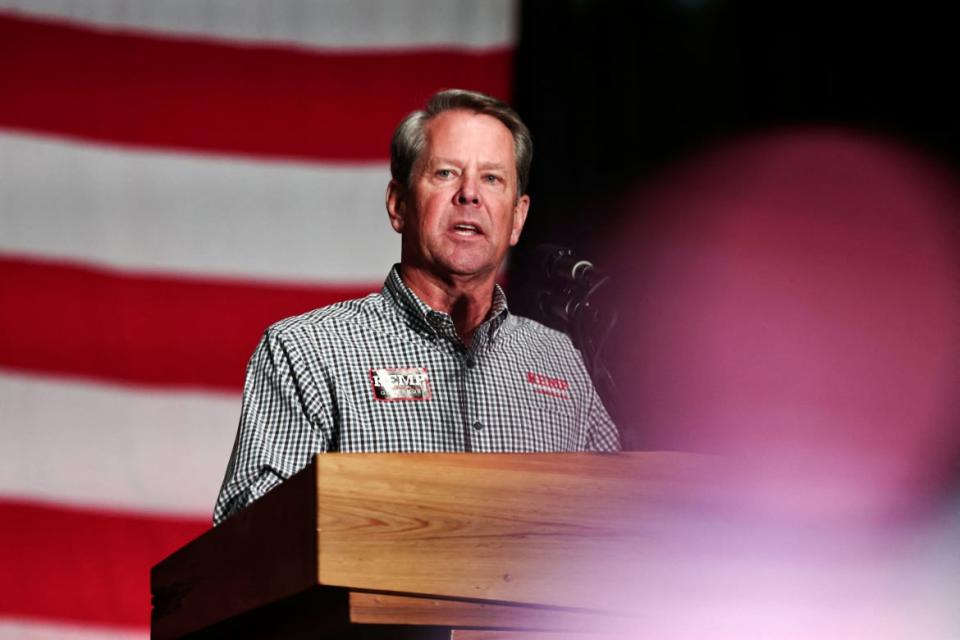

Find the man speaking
[[214, 89, 620, 525]]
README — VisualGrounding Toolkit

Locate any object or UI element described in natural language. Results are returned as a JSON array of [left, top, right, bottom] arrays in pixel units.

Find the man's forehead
[[424, 110, 512, 142], [421, 111, 515, 162]]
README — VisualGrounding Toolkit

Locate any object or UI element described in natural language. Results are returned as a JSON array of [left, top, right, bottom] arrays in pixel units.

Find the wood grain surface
[[349, 591, 617, 630], [315, 452, 710, 611], [152, 452, 712, 638]]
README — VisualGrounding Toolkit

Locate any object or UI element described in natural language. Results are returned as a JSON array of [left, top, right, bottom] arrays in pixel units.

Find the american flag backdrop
[[0, 2, 517, 637]]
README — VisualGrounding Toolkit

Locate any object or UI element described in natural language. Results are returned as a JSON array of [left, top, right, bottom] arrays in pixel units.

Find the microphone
[[530, 245, 620, 416], [534, 244, 603, 288], [532, 244, 608, 327]]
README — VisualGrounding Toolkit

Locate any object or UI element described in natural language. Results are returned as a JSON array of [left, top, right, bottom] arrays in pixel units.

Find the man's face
[[387, 109, 530, 282]]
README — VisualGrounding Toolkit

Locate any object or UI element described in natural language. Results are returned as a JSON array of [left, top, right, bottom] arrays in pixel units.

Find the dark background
[[509, 0, 959, 315], [508, 0, 960, 453]]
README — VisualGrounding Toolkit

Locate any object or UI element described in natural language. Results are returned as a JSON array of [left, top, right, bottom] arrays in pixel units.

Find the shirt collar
[[382, 264, 511, 343]]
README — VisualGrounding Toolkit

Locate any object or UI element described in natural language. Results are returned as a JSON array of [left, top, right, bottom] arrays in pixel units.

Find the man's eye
[[436, 169, 453, 178], [483, 174, 502, 184]]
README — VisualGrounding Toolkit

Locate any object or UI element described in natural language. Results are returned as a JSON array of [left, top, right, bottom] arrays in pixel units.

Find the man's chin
[[434, 258, 498, 281]]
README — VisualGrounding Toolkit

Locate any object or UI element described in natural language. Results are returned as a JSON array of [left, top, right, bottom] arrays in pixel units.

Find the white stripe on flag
[[0, 0, 516, 49], [0, 619, 146, 640], [0, 369, 238, 517], [0, 131, 398, 283]]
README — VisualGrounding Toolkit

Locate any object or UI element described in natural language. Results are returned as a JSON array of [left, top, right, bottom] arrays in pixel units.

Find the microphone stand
[[536, 270, 624, 430]]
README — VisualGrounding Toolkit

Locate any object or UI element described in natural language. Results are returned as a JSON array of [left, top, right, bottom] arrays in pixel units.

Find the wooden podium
[[151, 452, 709, 639]]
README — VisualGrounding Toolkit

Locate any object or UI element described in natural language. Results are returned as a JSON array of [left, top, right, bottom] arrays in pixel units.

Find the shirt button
[[472, 421, 484, 431], [466, 358, 476, 369]]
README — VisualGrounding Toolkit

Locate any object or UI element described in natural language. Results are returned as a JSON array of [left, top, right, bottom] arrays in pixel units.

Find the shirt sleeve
[[556, 329, 621, 452], [584, 384, 622, 452], [212, 328, 328, 525]]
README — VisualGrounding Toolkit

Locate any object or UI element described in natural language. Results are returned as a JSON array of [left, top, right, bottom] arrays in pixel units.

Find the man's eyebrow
[[428, 157, 463, 167], [424, 158, 507, 171]]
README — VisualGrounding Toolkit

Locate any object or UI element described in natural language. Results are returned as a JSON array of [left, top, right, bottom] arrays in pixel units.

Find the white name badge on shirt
[[369, 367, 432, 401]]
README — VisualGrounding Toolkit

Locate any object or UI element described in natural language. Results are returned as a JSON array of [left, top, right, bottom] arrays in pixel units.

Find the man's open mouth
[[453, 223, 482, 236]]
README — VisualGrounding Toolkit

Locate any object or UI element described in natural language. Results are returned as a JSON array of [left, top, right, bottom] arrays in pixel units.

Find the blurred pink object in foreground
[[607, 128, 960, 522], [581, 130, 960, 638]]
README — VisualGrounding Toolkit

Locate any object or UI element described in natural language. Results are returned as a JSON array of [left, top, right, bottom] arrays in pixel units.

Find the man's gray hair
[[390, 89, 533, 195]]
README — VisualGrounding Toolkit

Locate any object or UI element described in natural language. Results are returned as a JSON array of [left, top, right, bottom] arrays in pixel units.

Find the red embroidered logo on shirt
[[526, 371, 570, 399], [370, 367, 432, 401]]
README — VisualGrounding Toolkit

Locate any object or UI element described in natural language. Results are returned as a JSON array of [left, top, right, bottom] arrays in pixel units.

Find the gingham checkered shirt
[[214, 265, 620, 524]]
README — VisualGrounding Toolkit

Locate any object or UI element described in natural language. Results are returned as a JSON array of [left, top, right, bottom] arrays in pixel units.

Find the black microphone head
[[529, 244, 611, 331], [533, 244, 574, 281], [532, 243, 598, 285]]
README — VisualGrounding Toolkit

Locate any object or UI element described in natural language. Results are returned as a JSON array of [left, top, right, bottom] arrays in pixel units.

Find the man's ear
[[509, 194, 531, 246], [386, 180, 407, 234]]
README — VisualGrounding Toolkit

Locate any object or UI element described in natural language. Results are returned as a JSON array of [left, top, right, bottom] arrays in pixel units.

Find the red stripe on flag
[[0, 13, 514, 161], [0, 498, 206, 629], [0, 255, 378, 391]]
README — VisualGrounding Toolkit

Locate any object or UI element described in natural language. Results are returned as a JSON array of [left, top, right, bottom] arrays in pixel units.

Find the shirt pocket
[[518, 387, 581, 451]]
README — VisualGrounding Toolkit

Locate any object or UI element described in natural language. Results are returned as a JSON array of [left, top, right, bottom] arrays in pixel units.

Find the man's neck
[[399, 264, 496, 346]]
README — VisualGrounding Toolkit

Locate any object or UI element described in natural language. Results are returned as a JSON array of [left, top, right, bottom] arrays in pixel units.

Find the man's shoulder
[[503, 314, 586, 365], [264, 291, 387, 341], [507, 314, 577, 347]]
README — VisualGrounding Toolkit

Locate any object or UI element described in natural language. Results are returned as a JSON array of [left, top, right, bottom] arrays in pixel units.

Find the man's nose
[[456, 174, 480, 206]]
